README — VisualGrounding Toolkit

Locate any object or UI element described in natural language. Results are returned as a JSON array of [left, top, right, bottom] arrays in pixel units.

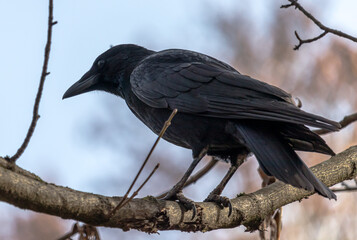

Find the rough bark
[[0, 146, 356, 233]]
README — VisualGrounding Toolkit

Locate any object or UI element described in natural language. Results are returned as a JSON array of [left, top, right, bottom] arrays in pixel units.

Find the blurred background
[[1, 0, 357, 239]]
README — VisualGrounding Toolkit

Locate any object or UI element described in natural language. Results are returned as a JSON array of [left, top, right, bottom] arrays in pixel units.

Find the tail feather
[[279, 123, 335, 156], [234, 122, 336, 200]]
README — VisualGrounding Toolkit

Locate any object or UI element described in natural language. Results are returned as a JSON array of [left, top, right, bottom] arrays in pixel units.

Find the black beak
[[63, 72, 100, 99]]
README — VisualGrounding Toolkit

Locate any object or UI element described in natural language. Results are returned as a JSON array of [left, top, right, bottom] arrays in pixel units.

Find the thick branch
[[0, 146, 356, 233]]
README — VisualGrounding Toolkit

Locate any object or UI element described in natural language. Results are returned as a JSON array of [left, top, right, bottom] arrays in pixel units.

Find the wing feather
[[130, 49, 340, 131]]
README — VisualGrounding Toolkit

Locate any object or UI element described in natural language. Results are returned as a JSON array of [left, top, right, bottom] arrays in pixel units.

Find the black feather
[[234, 122, 336, 199]]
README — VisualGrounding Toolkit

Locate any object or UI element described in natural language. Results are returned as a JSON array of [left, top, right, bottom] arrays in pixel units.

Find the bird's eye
[[97, 60, 105, 68]]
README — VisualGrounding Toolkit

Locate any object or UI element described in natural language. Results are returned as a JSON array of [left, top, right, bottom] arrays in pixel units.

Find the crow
[[63, 44, 340, 216]]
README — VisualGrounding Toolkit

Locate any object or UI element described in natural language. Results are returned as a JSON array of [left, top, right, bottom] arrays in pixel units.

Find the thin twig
[[156, 157, 219, 199], [258, 168, 281, 240], [123, 109, 177, 198], [331, 178, 357, 193], [118, 163, 160, 209], [57, 223, 100, 240], [57, 223, 79, 240], [107, 109, 178, 218], [293, 30, 327, 50], [8, 0, 56, 163], [107, 164, 159, 218], [314, 112, 357, 135], [281, 0, 357, 50], [332, 187, 357, 193]]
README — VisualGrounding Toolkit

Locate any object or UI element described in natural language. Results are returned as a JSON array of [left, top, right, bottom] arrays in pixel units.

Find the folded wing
[[130, 50, 340, 131]]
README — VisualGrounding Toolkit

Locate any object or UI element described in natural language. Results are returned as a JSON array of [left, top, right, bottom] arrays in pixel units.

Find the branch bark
[[0, 146, 356, 233]]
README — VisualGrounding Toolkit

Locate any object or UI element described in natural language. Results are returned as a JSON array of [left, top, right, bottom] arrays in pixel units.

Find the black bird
[[63, 44, 340, 215]]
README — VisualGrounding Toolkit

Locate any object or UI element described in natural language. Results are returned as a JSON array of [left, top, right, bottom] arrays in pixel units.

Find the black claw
[[204, 194, 233, 217], [227, 201, 233, 217], [162, 191, 197, 219], [176, 192, 197, 219], [190, 204, 197, 220], [182, 202, 196, 220]]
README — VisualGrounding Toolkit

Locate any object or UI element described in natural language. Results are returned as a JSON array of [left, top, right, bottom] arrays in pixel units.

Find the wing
[[130, 49, 340, 131]]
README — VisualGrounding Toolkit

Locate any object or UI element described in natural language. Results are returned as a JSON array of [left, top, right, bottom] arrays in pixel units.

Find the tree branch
[[0, 146, 356, 233], [314, 112, 357, 135], [7, 0, 56, 163], [281, 0, 357, 50]]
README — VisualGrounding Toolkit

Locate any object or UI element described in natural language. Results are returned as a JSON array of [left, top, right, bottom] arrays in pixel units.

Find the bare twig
[[314, 112, 357, 135], [258, 168, 282, 240], [332, 187, 357, 193], [281, 0, 357, 50], [57, 223, 80, 240], [8, 0, 56, 163], [118, 163, 160, 209], [57, 223, 100, 240], [293, 30, 327, 50], [272, 208, 283, 240], [107, 109, 177, 218], [107, 163, 160, 218], [156, 157, 219, 199], [331, 178, 357, 193], [258, 168, 276, 188]]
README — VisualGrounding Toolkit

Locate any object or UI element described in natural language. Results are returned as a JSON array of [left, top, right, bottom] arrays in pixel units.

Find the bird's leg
[[162, 157, 202, 199], [161, 148, 206, 218], [204, 153, 246, 216]]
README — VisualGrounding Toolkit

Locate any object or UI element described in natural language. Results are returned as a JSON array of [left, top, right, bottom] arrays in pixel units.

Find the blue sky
[[0, 0, 357, 239]]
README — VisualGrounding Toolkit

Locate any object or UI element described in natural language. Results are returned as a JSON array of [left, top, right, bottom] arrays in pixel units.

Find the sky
[[0, 0, 357, 239]]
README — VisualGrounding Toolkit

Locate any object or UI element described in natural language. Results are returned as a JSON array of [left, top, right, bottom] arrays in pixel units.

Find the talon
[[176, 192, 197, 219], [192, 205, 197, 220], [184, 203, 196, 220], [227, 201, 233, 217], [161, 190, 197, 219], [204, 194, 232, 217]]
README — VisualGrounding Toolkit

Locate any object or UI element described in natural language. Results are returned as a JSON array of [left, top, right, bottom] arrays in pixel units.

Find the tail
[[233, 122, 336, 200], [279, 123, 335, 156]]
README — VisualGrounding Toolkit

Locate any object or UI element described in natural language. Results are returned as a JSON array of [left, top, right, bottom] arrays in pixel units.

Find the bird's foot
[[204, 193, 233, 217], [162, 190, 197, 219]]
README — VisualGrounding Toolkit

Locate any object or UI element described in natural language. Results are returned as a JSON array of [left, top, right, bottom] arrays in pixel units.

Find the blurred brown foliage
[[3, 213, 66, 240]]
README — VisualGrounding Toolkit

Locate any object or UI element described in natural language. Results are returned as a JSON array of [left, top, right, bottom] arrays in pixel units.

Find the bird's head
[[63, 44, 153, 99]]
